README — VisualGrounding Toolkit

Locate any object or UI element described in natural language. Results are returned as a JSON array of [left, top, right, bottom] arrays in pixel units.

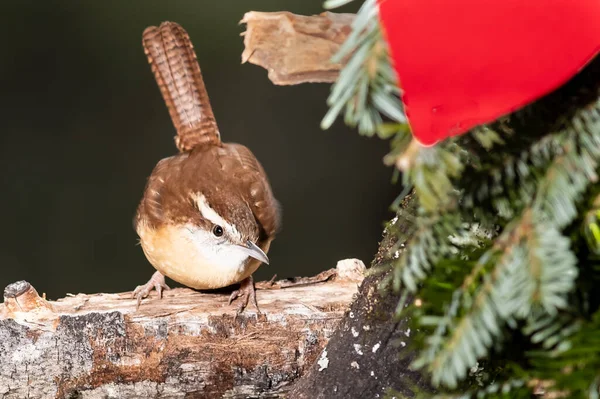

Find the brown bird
[[132, 21, 280, 314]]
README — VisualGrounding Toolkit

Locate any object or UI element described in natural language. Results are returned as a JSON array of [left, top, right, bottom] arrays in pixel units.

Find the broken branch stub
[[240, 11, 355, 85]]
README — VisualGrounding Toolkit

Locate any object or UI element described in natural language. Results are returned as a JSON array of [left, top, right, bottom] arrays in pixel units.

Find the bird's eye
[[212, 225, 224, 237]]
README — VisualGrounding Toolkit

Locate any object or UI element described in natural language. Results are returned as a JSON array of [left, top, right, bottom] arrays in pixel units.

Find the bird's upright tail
[[142, 21, 221, 152]]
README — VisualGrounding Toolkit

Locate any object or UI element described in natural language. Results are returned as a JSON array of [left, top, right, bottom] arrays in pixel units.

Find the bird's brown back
[[136, 143, 281, 241]]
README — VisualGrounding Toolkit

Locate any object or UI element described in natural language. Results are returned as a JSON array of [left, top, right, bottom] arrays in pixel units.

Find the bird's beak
[[238, 240, 270, 265]]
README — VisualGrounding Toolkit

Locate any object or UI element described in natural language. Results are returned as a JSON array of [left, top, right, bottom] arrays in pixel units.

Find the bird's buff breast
[[137, 223, 258, 289]]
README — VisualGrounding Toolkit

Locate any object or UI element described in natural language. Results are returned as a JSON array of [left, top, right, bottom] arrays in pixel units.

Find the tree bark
[[0, 262, 364, 399], [288, 274, 426, 399], [289, 194, 431, 399]]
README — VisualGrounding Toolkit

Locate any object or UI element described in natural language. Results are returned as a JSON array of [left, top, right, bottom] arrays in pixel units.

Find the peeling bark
[[240, 11, 354, 85], [0, 263, 364, 399]]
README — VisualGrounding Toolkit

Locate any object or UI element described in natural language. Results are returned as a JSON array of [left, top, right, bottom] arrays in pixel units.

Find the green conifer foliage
[[323, 1, 600, 397]]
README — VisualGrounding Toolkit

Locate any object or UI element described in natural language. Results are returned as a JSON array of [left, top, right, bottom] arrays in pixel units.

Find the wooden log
[[0, 261, 365, 399], [240, 11, 354, 85]]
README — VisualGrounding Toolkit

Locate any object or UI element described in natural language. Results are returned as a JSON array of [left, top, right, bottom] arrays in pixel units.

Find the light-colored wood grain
[[240, 11, 354, 85], [0, 263, 364, 399]]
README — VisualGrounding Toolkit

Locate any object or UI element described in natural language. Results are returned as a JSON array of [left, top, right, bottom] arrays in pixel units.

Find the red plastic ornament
[[377, 0, 600, 146]]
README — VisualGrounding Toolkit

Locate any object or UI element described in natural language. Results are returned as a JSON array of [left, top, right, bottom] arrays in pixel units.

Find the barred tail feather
[[143, 22, 221, 152]]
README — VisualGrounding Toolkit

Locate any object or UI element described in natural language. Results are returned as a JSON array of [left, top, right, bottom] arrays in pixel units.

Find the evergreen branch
[[382, 144, 471, 297], [319, 0, 600, 395], [527, 308, 600, 398], [460, 96, 600, 229], [415, 213, 576, 388], [321, 0, 405, 136], [470, 126, 505, 151], [414, 224, 524, 388], [390, 140, 465, 213], [523, 222, 577, 315], [523, 312, 581, 353], [459, 133, 561, 220], [416, 102, 597, 390], [583, 194, 600, 255], [532, 101, 600, 229], [390, 212, 465, 294], [425, 380, 532, 399]]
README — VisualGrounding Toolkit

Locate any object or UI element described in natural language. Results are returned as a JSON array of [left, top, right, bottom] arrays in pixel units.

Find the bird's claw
[[228, 276, 260, 319], [132, 271, 170, 309]]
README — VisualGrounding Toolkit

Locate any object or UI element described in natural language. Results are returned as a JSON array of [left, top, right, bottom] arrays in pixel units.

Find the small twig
[[256, 269, 338, 290]]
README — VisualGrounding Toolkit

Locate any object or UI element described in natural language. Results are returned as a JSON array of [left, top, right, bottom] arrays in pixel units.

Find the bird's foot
[[228, 276, 260, 318], [132, 271, 170, 309]]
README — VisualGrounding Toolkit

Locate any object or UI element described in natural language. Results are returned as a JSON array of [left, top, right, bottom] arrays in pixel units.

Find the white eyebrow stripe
[[193, 193, 241, 239], [194, 193, 227, 226]]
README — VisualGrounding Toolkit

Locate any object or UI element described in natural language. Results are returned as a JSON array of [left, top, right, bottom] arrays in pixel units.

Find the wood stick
[[240, 11, 355, 85]]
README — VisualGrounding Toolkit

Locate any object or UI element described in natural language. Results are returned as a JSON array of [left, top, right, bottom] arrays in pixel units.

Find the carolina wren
[[132, 21, 280, 313]]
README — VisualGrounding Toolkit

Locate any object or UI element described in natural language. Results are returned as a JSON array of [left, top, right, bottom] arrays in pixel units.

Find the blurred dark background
[[0, 0, 400, 299]]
